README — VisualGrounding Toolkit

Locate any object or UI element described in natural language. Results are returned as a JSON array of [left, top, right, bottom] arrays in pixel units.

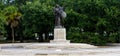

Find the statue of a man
[[54, 4, 67, 28]]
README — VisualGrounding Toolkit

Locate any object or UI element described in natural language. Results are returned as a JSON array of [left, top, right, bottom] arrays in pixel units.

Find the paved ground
[[0, 43, 120, 56]]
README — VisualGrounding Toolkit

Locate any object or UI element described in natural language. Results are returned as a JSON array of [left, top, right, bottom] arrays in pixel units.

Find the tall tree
[[21, 0, 54, 41], [3, 6, 22, 43]]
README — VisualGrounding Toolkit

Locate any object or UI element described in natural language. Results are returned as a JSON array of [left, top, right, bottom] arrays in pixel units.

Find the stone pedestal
[[24, 28, 97, 49], [50, 28, 70, 43]]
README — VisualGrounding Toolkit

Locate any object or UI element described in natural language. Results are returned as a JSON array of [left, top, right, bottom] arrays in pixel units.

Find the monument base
[[50, 28, 70, 44], [25, 43, 97, 49], [24, 28, 97, 49]]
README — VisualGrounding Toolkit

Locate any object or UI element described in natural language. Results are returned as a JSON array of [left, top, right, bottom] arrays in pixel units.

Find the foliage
[[0, 3, 6, 34], [2, 6, 22, 42], [0, 0, 120, 45], [67, 27, 106, 45], [21, 0, 54, 40], [0, 10, 6, 34], [108, 33, 119, 43]]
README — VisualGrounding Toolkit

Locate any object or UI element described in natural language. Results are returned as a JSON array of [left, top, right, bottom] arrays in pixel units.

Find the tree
[[21, 0, 54, 41], [0, 3, 6, 38], [3, 6, 22, 43], [0, 10, 6, 34]]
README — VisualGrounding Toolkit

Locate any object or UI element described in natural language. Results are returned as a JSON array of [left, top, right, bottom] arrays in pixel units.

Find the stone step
[[25, 43, 97, 49]]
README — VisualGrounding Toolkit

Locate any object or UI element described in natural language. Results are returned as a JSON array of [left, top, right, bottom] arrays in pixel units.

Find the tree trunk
[[11, 27, 15, 43]]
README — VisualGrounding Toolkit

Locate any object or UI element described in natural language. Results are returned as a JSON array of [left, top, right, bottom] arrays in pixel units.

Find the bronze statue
[[54, 4, 67, 28]]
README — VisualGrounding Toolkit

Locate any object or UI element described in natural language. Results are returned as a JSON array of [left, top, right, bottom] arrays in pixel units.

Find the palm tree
[[7, 12, 21, 43], [3, 6, 22, 43]]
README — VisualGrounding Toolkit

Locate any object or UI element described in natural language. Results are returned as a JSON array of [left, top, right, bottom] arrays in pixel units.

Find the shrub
[[67, 27, 107, 45]]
